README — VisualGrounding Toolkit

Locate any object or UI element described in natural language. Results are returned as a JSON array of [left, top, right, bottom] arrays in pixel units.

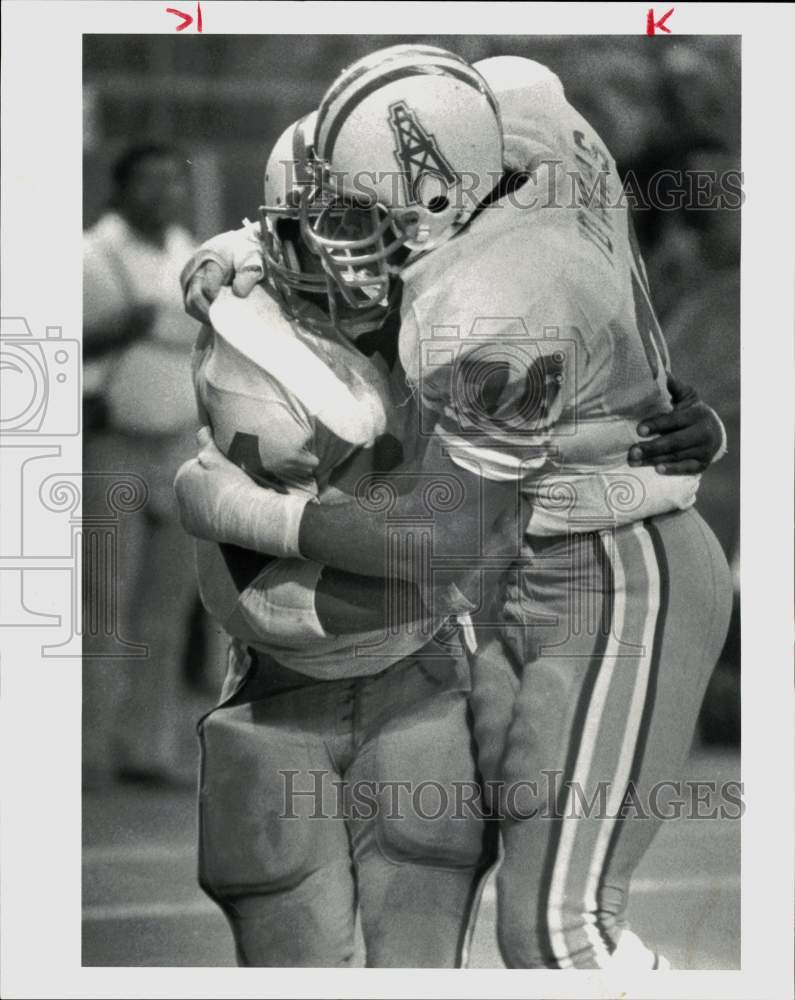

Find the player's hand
[[181, 227, 265, 322], [174, 427, 252, 542], [628, 375, 725, 475], [184, 260, 227, 324]]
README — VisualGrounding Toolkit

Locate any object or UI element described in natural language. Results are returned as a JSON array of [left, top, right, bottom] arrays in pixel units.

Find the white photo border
[[1, 3, 792, 998]]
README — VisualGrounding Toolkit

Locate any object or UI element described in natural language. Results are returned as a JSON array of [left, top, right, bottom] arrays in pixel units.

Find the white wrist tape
[[220, 477, 310, 559]]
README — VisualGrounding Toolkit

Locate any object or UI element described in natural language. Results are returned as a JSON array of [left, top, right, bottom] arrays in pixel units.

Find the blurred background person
[[82, 143, 211, 787]]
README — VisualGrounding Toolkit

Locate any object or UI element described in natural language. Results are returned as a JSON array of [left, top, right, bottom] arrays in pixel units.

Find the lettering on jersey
[[218, 432, 286, 591], [388, 101, 459, 206], [572, 129, 615, 265]]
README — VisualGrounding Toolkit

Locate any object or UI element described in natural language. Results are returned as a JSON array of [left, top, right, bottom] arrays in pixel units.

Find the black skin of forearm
[[297, 388, 722, 578], [300, 497, 464, 578], [299, 450, 520, 580]]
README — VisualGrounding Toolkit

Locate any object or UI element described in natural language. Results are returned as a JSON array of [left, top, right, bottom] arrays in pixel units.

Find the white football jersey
[[398, 60, 699, 535], [193, 285, 435, 678]]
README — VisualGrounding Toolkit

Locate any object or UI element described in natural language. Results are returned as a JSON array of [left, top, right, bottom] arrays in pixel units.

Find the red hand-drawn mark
[[166, 1, 203, 32], [646, 7, 674, 34]]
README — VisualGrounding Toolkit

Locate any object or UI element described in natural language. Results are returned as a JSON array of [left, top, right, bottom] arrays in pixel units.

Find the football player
[[187, 114, 500, 969], [177, 47, 731, 970]]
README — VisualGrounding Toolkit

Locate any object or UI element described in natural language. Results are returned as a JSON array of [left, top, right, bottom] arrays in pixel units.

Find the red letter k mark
[[646, 7, 674, 35]]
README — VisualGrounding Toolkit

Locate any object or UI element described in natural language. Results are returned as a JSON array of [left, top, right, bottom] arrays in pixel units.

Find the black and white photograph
[[1, 5, 793, 999]]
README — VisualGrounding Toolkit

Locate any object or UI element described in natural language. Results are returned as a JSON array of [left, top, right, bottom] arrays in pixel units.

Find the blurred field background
[[82, 35, 741, 968]]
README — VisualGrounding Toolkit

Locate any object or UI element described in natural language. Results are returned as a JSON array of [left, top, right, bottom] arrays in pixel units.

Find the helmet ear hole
[[426, 195, 450, 214]]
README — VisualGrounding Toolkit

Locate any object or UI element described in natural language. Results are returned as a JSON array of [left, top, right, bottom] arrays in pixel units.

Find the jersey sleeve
[[409, 282, 587, 483]]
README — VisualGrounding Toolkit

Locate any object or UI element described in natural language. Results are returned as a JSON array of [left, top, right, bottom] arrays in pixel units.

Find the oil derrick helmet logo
[[388, 101, 459, 206]]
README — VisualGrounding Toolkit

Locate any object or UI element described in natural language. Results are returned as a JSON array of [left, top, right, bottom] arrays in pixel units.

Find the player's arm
[[176, 425, 521, 581], [175, 300, 555, 582], [193, 336, 436, 634], [292, 313, 563, 579], [306, 440, 521, 579]]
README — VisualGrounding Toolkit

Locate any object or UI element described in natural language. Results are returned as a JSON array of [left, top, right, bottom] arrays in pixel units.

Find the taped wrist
[[219, 478, 310, 559]]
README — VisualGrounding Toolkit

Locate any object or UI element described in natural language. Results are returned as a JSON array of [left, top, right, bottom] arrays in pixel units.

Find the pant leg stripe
[[581, 522, 660, 960], [539, 533, 617, 968], [565, 525, 645, 967], [595, 519, 670, 901]]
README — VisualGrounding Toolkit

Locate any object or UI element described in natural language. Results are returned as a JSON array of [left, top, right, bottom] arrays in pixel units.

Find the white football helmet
[[260, 112, 393, 337], [300, 44, 504, 315]]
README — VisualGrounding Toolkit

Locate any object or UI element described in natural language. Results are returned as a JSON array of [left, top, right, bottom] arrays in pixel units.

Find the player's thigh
[[367, 658, 490, 868], [198, 697, 347, 898], [498, 531, 614, 801], [198, 671, 362, 967]]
